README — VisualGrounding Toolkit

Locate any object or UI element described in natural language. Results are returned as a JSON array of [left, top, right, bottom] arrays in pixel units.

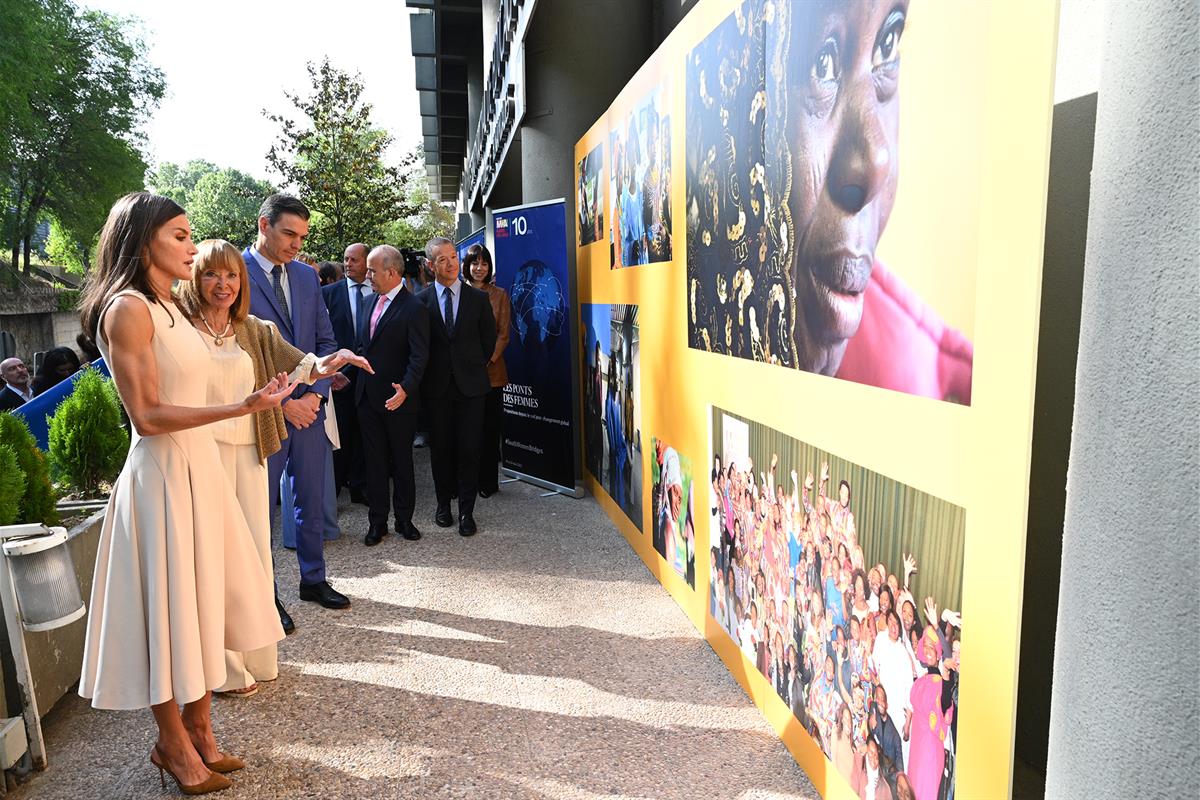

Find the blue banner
[[456, 227, 485, 266], [13, 358, 112, 450], [491, 201, 575, 492]]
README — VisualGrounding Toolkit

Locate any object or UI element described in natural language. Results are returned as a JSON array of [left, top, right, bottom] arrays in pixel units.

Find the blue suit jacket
[[243, 248, 338, 409]]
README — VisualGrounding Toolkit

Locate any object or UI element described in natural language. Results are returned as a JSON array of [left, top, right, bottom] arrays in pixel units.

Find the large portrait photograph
[[609, 84, 674, 269], [710, 409, 965, 800], [577, 142, 604, 246], [582, 304, 642, 530], [686, 0, 977, 404]]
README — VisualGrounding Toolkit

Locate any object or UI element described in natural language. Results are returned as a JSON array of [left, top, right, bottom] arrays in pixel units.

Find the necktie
[[271, 265, 290, 318], [442, 285, 455, 334], [354, 282, 366, 326], [369, 294, 389, 339]]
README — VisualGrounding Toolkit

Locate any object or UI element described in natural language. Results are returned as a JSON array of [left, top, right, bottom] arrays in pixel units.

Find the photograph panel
[[710, 407, 965, 800]]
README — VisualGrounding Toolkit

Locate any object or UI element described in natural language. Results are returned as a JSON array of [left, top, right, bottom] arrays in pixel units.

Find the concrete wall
[[0, 510, 104, 722], [1045, 0, 1199, 797]]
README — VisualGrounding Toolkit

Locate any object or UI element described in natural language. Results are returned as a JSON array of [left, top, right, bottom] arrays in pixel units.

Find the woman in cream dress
[[77, 193, 295, 794], [177, 239, 371, 696]]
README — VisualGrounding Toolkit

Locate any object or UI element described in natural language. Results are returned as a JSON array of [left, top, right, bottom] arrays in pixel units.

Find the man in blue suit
[[322, 242, 373, 503], [244, 194, 349, 615]]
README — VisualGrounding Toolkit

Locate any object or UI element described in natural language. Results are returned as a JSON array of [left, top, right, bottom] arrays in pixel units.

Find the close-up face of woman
[[199, 257, 242, 313], [786, 0, 908, 368], [468, 252, 492, 284], [146, 214, 198, 283]]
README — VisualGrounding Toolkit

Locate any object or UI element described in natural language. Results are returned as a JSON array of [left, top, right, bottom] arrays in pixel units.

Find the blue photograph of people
[[582, 303, 642, 530], [577, 143, 604, 246], [710, 409, 964, 800], [609, 86, 673, 269]]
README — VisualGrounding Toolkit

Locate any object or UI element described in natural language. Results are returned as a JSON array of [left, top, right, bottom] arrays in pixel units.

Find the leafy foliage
[[45, 216, 95, 273], [0, 413, 59, 526], [146, 159, 218, 206], [0, 445, 25, 526], [189, 169, 276, 247], [48, 367, 129, 497], [265, 58, 414, 258], [1, 0, 163, 271], [382, 145, 456, 250]]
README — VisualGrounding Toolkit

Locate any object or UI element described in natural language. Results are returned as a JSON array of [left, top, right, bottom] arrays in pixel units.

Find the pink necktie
[[368, 294, 390, 338]]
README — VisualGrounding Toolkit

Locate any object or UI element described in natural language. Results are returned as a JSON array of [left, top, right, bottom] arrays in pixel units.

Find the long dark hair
[[79, 192, 186, 339]]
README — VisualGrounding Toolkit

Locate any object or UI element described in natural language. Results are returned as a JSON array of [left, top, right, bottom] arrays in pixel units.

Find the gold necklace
[[200, 312, 232, 346]]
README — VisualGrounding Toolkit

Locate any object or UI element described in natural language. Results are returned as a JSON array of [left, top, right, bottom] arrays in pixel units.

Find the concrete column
[[519, 0, 652, 207], [1045, 1, 1199, 798]]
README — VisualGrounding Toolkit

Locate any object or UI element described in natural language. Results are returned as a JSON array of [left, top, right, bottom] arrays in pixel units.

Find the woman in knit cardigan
[[178, 239, 372, 697]]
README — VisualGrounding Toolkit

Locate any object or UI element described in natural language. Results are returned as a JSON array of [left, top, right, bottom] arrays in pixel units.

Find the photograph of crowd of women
[[651, 437, 696, 588], [577, 142, 604, 246], [710, 409, 964, 800], [582, 303, 642, 530], [684, 0, 974, 404], [609, 84, 673, 268]]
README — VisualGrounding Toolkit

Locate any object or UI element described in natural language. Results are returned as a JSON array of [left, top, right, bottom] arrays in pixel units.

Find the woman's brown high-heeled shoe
[[150, 746, 232, 795], [203, 753, 245, 774]]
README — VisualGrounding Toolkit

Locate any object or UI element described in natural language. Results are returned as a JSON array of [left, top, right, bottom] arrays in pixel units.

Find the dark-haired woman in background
[[31, 346, 81, 396], [463, 243, 510, 498]]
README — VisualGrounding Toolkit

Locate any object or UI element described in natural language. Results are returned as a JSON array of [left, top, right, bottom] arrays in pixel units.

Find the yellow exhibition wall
[[575, 1, 1059, 798]]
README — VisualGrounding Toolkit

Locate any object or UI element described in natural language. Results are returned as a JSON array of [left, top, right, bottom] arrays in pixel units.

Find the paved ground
[[12, 448, 816, 799]]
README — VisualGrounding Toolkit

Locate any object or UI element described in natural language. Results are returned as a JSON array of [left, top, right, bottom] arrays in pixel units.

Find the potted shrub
[[0, 413, 59, 526], [47, 367, 128, 499], [0, 444, 24, 525]]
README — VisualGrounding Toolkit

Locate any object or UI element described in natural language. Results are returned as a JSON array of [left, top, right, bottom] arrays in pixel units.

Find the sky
[[81, 0, 423, 184]]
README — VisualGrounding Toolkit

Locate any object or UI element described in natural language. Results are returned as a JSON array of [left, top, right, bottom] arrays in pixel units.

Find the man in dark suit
[[418, 237, 496, 536], [356, 245, 430, 545], [0, 358, 33, 411], [322, 242, 373, 503], [244, 194, 349, 614]]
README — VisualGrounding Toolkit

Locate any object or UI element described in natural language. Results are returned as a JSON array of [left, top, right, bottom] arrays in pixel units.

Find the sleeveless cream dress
[[78, 291, 283, 710]]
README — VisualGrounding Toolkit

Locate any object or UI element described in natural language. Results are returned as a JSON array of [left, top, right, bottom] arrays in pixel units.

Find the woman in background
[[463, 243, 510, 498], [31, 346, 81, 395]]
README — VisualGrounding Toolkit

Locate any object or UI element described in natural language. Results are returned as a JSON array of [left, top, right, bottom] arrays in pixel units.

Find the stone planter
[[0, 509, 104, 720]]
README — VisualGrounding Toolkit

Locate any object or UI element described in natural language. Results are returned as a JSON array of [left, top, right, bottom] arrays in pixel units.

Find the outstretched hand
[[246, 372, 297, 413], [384, 383, 408, 411], [318, 348, 373, 378]]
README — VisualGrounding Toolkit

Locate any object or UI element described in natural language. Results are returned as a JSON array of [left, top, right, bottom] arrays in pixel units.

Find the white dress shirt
[[4, 383, 32, 403], [249, 245, 291, 313], [435, 279, 461, 326]]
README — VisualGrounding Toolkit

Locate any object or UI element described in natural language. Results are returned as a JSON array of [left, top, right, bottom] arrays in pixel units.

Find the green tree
[[2, 1, 164, 271], [188, 168, 276, 247], [0, 413, 59, 526], [145, 158, 219, 207], [48, 367, 129, 497], [382, 146, 456, 250], [265, 58, 411, 258]]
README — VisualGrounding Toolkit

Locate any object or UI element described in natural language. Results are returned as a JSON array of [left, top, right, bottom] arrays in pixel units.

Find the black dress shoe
[[275, 597, 295, 635], [396, 520, 422, 541], [434, 504, 454, 528], [298, 581, 351, 609], [479, 487, 498, 498], [458, 513, 477, 537], [364, 524, 387, 546], [350, 489, 369, 506]]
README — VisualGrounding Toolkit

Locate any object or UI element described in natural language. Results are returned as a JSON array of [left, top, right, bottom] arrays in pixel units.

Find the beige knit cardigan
[[232, 315, 318, 463]]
